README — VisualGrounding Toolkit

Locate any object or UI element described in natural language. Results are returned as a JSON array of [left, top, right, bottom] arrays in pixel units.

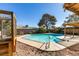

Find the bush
[[36, 28, 47, 33], [54, 27, 63, 34]]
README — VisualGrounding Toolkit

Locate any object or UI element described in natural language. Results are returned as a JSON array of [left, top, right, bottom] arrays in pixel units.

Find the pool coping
[[17, 40, 66, 52], [17, 34, 79, 52], [17, 35, 66, 52]]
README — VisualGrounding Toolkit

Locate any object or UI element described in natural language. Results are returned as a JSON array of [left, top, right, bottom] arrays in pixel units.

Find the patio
[[16, 34, 79, 56], [16, 40, 79, 56]]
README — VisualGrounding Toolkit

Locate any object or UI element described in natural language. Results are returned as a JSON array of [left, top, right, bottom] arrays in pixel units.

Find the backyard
[[0, 3, 79, 56]]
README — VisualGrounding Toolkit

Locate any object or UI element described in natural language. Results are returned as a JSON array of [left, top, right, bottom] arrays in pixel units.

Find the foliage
[[25, 25, 28, 27], [38, 13, 57, 32], [36, 28, 47, 33], [53, 27, 63, 34], [0, 16, 11, 36], [64, 14, 79, 24], [3, 20, 11, 36], [0, 25, 1, 31]]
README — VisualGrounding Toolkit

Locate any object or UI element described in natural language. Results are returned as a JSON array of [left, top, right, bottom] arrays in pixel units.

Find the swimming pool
[[23, 33, 63, 43]]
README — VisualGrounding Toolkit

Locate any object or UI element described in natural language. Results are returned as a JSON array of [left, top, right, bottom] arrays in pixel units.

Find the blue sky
[[0, 3, 73, 27]]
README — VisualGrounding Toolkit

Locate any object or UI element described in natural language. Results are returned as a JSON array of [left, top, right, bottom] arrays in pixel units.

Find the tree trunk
[[46, 24, 48, 33]]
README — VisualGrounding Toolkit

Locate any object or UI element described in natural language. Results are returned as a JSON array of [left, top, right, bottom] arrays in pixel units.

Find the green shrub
[[54, 27, 63, 34], [36, 28, 47, 33]]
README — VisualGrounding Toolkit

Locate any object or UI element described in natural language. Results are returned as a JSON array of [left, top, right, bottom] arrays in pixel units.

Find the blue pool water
[[23, 33, 63, 43]]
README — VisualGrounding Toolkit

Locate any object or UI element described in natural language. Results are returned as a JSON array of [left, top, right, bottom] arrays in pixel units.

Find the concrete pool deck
[[17, 35, 79, 52], [17, 36, 65, 51], [58, 36, 79, 47]]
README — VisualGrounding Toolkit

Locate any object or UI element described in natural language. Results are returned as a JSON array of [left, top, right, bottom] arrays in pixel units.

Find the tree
[[38, 14, 57, 32], [3, 18, 11, 36], [65, 14, 79, 23], [25, 25, 28, 27]]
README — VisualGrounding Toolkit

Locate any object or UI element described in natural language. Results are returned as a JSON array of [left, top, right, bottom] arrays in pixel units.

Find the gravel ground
[[16, 41, 79, 56]]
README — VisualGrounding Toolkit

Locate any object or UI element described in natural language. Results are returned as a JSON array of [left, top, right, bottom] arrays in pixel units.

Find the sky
[[0, 3, 73, 27]]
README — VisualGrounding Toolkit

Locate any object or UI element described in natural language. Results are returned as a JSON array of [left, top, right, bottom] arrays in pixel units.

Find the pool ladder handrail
[[39, 36, 52, 49], [40, 35, 62, 49]]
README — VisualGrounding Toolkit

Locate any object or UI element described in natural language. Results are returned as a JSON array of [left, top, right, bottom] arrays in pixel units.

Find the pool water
[[23, 33, 63, 43]]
